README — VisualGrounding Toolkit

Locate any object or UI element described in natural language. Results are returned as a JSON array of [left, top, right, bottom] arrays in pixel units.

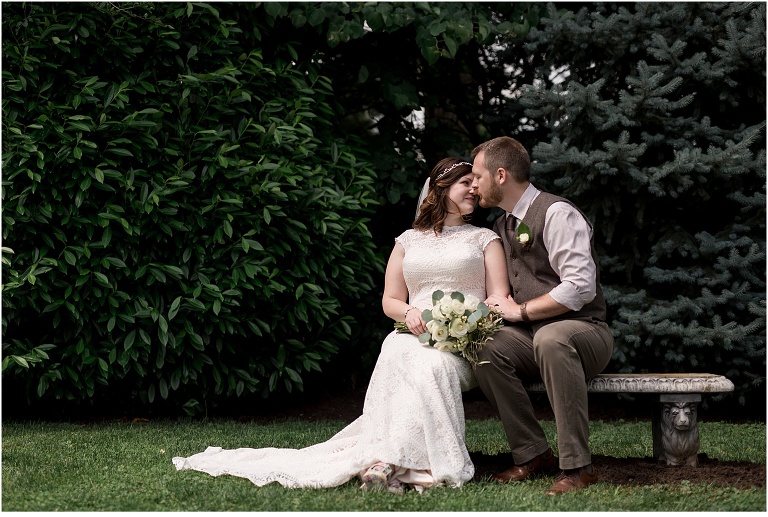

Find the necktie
[[506, 214, 516, 238]]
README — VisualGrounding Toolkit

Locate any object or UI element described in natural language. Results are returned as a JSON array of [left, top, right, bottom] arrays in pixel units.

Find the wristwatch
[[520, 302, 531, 322]]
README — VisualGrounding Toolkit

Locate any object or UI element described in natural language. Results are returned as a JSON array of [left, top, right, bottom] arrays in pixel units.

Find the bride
[[173, 157, 510, 493]]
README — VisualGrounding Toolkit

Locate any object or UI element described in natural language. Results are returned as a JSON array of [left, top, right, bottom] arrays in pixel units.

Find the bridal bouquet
[[394, 290, 504, 365]]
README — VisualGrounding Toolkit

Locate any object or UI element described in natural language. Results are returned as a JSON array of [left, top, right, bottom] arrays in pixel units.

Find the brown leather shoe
[[545, 465, 598, 495], [491, 448, 558, 483]]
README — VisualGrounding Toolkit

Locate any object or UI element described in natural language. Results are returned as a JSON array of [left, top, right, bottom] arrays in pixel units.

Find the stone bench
[[525, 373, 735, 467]]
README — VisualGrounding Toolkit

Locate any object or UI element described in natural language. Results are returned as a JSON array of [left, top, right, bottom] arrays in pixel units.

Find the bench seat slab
[[525, 373, 734, 394]]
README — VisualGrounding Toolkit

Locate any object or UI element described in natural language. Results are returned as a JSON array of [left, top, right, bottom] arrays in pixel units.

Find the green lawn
[[2, 418, 765, 511]]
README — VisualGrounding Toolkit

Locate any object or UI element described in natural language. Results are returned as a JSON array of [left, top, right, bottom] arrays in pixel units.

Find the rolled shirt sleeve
[[543, 202, 597, 311]]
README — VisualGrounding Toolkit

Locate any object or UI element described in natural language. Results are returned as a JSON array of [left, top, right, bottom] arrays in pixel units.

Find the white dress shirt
[[508, 184, 597, 311]]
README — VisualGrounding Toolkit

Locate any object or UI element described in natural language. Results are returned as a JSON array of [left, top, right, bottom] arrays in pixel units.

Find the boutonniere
[[516, 221, 532, 250]]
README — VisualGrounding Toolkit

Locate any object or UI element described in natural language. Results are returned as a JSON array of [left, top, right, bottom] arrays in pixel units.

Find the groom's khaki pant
[[473, 319, 613, 470]]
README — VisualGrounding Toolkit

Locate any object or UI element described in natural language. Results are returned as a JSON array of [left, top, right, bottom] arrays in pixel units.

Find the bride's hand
[[405, 308, 427, 336]]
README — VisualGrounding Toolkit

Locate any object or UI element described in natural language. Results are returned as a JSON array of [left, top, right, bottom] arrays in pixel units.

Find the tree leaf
[[168, 296, 182, 320], [190, 333, 204, 350], [124, 330, 136, 351]]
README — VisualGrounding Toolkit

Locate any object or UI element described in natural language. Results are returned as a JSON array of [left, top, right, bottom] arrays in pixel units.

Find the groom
[[469, 136, 614, 495]]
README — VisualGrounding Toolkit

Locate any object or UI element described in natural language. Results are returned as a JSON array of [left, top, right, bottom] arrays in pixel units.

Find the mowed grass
[[2, 418, 765, 512]]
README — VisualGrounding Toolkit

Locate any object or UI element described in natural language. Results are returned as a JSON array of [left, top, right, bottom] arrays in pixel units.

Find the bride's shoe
[[361, 462, 393, 490], [387, 479, 406, 495]]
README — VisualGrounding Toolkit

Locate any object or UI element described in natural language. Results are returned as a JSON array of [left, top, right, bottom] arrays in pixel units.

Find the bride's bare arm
[[382, 243, 427, 334], [484, 239, 511, 298]]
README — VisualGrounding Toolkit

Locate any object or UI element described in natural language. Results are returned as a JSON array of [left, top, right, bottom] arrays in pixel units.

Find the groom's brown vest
[[493, 192, 607, 324]]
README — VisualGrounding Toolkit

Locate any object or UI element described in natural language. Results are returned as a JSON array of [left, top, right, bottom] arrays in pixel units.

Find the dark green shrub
[[2, 3, 380, 413]]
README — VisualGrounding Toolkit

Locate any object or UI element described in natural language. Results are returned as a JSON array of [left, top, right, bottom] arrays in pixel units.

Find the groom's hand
[[485, 294, 522, 322]]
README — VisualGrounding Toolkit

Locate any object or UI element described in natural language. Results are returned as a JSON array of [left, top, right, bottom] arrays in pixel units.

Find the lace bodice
[[396, 225, 500, 310]]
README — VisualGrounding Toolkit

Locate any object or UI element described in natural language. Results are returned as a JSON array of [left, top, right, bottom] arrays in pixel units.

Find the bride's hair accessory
[[436, 161, 472, 180]]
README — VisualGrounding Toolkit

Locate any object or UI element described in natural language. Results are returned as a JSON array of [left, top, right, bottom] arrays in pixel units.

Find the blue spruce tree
[[518, 3, 765, 405]]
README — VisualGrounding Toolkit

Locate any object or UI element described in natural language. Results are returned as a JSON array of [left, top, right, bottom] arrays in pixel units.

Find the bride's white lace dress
[[173, 224, 499, 490]]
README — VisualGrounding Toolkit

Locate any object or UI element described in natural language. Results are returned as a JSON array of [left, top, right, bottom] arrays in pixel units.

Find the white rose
[[439, 295, 454, 315], [438, 339, 461, 353], [432, 305, 447, 321], [449, 318, 469, 338], [431, 324, 449, 342], [463, 294, 480, 311], [451, 298, 466, 315], [518, 233, 530, 244], [426, 319, 441, 334]]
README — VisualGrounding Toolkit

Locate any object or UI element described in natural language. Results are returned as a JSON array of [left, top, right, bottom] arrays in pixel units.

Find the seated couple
[[173, 136, 614, 496]]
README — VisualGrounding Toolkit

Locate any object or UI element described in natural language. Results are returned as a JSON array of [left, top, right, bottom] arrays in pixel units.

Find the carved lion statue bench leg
[[652, 394, 701, 467]]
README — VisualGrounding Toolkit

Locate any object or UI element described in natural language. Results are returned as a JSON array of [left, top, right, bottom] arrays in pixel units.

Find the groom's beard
[[478, 180, 504, 208]]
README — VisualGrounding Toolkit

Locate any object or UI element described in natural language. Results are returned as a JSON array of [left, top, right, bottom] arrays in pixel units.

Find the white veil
[[415, 178, 430, 219]]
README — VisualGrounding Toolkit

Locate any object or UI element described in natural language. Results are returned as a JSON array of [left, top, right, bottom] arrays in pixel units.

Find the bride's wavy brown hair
[[413, 158, 474, 234]]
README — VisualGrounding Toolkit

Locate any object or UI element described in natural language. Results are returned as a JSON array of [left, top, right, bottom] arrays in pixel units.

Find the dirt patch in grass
[[470, 452, 765, 490]]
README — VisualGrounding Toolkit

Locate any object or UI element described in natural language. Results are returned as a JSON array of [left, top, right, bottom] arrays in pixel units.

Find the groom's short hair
[[472, 137, 530, 183]]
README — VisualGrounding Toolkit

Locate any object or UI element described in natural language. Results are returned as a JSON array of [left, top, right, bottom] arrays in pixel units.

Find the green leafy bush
[[2, 3, 380, 412]]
